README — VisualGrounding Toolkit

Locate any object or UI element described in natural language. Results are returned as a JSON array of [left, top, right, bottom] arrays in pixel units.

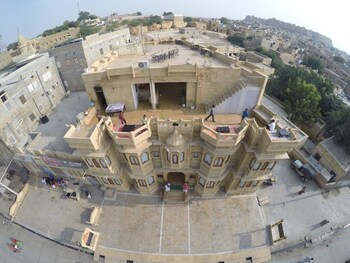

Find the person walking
[[119, 112, 127, 124], [298, 186, 306, 195], [141, 115, 147, 125], [182, 183, 189, 194], [205, 105, 216, 122], [96, 110, 102, 121], [240, 108, 249, 124], [165, 182, 171, 192]]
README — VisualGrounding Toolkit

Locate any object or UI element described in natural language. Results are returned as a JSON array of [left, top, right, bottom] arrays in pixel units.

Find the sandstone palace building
[[57, 37, 303, 199]]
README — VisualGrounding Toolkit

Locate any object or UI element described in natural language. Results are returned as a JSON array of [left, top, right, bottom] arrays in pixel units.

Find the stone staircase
[[163, 190, 188, 203], [204, 80, 246, 113]]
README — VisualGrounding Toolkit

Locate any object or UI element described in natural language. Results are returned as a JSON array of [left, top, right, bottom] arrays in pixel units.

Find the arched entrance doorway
[[166, 172, 185, 186]]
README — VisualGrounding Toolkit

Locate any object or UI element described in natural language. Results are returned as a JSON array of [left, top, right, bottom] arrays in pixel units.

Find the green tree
[[326, 107, 350, 153], [105, 21, 120, 32], [163, 12, 173, 16], [284, 78, 321, 124], [333, 55, 345, 64], [227, 36, 245, 47], [77, 11, 97, 22], [79, 25, 100, 38], [302, 55, 324, 73], [136, 12, 142, 16], [220, 17, 229, 24], [266, 66, 336, 119], [7, 42, 18, 51], [320, 94, 345, 118], [184, 16, 195, 22]]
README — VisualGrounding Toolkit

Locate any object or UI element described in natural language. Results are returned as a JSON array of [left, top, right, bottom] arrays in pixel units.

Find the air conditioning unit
[[138, 60, 149, 68]]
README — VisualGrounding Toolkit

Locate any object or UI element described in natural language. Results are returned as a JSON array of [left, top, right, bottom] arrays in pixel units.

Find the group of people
[[96, 110, 127, 124], [205, 106, 251, 124], [97, 105, 277, 133], [41, 176, 67, 190], [164, 182, 189, 194]]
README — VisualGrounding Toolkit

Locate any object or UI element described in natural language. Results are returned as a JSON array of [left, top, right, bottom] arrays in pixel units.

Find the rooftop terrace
[[101, 43, 229, 70], [28, 91, 91, 153]]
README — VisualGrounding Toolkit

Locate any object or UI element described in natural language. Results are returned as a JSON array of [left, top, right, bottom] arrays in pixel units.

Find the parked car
[[290, 160, 315, 182]]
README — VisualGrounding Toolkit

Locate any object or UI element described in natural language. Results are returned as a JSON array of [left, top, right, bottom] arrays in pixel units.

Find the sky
[[0, 0, 349, 54]]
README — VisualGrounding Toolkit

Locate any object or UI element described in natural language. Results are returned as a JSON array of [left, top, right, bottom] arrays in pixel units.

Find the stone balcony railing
[[257, 128, 299, 154], [64, 122, 106, 152], [105, 117, 151, 147], [200, 122, 248, 147]]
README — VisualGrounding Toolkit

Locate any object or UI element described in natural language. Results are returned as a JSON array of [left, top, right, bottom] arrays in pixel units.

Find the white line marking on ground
[[187, 200, 191, 254], [159, 201, 164, 253]]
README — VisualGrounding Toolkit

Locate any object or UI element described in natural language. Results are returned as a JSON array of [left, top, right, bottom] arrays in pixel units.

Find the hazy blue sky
[[1, 0, 349, 53]]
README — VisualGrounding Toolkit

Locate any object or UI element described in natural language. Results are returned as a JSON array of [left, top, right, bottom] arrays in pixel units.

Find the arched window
[[92, 158, 101, 168], [148, 176, 155, 185], [199, 177, 205, 187], [129, 155, 139, 165], [180, 152, 185, 162], [172, 154, 178, 164], [267, 162, 276, 170], [85, 158, 93, 167], [105, 156, 111, 166], [249, 158, 256, 169], [141, 152, 149, 164], [166, 151, 171, 162], [204, 153, 212, 165], [100, 159, 108, 168], [138, 179, 147, 187], [213, 157, 224, 167], [114, 179, 122, 185], [261, 162, 269, 170]]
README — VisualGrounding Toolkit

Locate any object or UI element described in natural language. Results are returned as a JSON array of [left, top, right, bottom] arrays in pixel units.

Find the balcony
[[64, 121, 107, 152], [257, 128, 299, 154], [200, 123, 248, 147], [105, 117, 151, 147]]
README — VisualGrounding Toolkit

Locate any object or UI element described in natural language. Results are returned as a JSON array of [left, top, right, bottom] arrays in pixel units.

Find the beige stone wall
[[83, 65, 242, 111], [246, 51, 272, 66], [34, 28, 80, 52], [161, 21, 173, 29]]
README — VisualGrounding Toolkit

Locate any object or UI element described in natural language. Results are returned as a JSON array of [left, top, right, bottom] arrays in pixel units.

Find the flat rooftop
[[29, 91, 91, 153], [320, 137, 350, 169], [103, 43, 229, 69]]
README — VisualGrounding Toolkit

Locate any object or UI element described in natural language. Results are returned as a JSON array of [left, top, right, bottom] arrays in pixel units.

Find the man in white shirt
[[267, 119, 276, 131]]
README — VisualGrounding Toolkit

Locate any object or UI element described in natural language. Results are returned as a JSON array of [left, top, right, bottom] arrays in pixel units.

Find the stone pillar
[[149, 80, 157, 110]]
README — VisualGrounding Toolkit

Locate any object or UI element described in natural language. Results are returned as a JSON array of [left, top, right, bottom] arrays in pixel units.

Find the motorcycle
[[8, 239, 22, 253]]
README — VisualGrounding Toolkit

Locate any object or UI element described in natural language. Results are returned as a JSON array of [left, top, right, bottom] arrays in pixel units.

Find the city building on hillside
[[48, 28, 132, 92], [17, 28, 80, 58]]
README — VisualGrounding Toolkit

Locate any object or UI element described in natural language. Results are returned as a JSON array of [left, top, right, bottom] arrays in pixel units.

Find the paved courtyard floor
[[12, 176, 268, 262]]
